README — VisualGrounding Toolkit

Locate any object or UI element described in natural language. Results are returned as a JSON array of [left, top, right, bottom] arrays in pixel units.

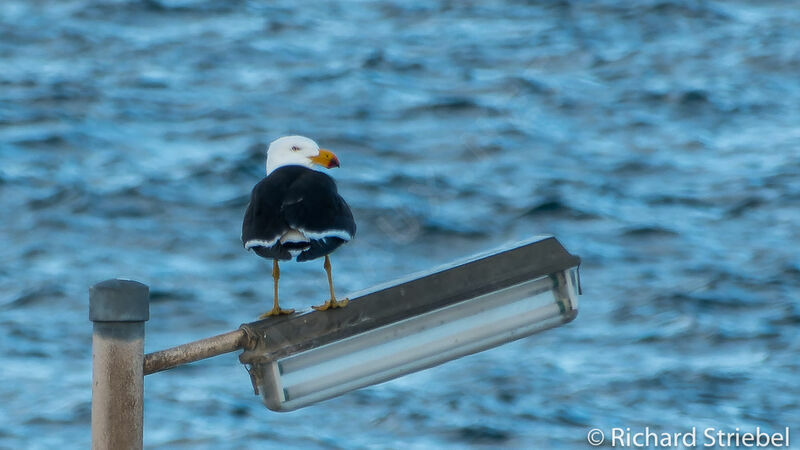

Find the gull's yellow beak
[[310, 148, 340, 169]]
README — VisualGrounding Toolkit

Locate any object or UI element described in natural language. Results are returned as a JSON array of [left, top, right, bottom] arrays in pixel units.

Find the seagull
[[241, 135, 356, 318]]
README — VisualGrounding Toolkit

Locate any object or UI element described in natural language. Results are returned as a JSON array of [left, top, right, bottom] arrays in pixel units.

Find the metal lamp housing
[[239, 236, 581, 412]]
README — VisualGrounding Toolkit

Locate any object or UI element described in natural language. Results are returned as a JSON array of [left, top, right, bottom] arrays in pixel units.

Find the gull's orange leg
[[259, 259, 294, 318], [313, 255, 349, 311]]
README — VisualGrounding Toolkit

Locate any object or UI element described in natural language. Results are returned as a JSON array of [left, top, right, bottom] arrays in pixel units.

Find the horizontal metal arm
[[144, 329, 249, 375]]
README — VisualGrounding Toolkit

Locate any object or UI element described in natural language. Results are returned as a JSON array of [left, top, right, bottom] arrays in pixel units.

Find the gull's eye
[[291, 145, 301, 152]]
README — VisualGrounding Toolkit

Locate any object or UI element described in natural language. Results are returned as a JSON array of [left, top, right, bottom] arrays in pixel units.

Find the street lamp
[[239, 235, 581, 412]]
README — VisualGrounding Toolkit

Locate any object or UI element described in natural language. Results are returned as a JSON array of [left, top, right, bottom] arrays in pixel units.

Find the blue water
[[2, 0, 800, 448]]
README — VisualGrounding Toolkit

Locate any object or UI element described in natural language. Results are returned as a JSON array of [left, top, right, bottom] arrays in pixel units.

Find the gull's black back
[[242, 165, 356, 261]]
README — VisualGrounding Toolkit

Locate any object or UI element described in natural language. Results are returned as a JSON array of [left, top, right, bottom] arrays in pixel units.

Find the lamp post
[[88, 235, 581, 442], [89, 279, 149, 450]]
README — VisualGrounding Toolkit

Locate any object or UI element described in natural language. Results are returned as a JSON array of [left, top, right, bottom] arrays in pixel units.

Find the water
[[2, 0, 799, 448]]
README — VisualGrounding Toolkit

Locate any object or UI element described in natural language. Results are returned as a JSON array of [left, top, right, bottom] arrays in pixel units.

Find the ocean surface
[[2, 0, 799, 448]]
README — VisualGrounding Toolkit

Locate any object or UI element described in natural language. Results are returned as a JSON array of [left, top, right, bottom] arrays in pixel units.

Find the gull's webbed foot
[[312, 297, 349, 311], [258, 306, 295, 319]]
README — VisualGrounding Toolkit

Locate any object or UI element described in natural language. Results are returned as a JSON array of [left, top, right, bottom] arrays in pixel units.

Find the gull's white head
[[266, 135, 340, 175]]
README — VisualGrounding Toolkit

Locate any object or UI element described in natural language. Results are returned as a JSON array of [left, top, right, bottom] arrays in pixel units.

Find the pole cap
[[89, 279, 150, 322]]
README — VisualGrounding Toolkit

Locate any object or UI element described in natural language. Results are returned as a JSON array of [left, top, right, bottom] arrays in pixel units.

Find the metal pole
[[90, 279, 149, 450], [144, 329, 248, 375]]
